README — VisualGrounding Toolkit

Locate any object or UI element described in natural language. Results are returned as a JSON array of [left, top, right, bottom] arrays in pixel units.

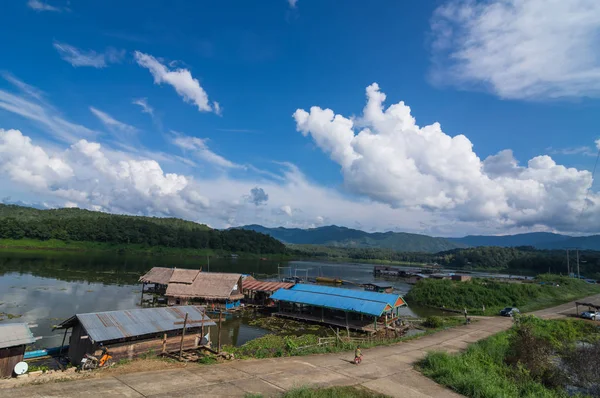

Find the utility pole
[[566, 249, 570, 277], [576, 248, 580, 279]]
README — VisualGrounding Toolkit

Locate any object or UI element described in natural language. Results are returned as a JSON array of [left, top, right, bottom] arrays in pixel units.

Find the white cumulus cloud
[[430, 0, 600, 99], [294, 83, 600, 231], [0, 129, 209, 217], [134, 51, 218, 114], [53, 41, 125, 68]]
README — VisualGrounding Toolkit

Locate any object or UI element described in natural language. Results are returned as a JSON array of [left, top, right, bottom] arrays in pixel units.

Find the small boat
[[316, 277, 343, 284], [24, 345, 69, 360]]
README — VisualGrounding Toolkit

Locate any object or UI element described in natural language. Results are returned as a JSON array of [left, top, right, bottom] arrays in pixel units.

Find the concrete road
[[12, 294, 600, 398]]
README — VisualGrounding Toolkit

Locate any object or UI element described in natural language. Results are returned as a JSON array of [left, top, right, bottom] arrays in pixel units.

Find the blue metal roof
[[59, 305, 215, 343], [271, 289, 390, 316], [291, 284, 404, 307]]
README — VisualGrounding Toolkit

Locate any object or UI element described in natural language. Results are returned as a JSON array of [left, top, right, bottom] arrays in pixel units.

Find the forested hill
[[447, 232, 571, 248], [240, 224, 466, 253], [0, 204, 286, 254]]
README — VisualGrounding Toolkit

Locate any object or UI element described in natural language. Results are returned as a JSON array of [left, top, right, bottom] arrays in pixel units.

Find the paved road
[[12, 294, 600, 398]]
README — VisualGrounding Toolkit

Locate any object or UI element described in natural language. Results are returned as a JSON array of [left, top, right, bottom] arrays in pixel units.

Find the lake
[[0, 251, 432, 350]]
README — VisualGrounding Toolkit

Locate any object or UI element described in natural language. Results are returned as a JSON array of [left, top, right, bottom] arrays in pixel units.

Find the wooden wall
[[97, 334, 201, 362], [0, 345, 25, 378], [67, 324, 94, 365]]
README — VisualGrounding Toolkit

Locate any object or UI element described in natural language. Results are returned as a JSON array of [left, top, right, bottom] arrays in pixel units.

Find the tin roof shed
[[0, 323, 36, 349], [56, 306, 215, 344]]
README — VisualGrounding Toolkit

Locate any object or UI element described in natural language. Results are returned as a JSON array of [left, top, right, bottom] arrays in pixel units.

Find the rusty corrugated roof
[[242, 280, 294, 293], [58, 306, 215, 343]]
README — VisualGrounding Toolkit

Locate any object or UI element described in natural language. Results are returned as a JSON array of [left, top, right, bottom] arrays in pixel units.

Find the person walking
[[463, 307, 468, 321]]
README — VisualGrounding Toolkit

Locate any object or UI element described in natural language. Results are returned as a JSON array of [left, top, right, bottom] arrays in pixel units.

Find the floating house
[[271, 284, 406, 333], [55, 306, 215, 365], [363, 282, 394, 293], [139, 267, 244, 309], [0, 323, 36, 378], [242, 276, 295, 305]]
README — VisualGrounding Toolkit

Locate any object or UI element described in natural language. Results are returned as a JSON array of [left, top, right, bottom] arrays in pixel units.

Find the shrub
[[423, 316, 444, 328]]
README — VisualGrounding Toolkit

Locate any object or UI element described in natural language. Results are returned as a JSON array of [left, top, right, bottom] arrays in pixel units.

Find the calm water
[[0, 251, 433, 350]]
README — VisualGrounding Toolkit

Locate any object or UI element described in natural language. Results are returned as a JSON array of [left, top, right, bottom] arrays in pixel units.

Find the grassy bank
[[406, 274, 600, 315], [419, 317, 600, 398], [0, 238, 292, 259], [225, 317, 465, 359]]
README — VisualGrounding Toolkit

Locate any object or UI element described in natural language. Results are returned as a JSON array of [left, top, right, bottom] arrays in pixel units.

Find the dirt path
[[10, 294, 600, 398]]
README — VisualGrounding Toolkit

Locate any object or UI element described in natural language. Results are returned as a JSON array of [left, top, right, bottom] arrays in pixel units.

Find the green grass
[[246, 386, 388, 398], [225, 317, 465, 360], [406, 274, 600, 315], [419, 317, 599, 398]]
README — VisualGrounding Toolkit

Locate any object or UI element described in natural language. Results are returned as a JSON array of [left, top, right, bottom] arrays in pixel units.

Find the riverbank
[[0, 238, 292, 260], [10, 294, 598, 397], [406, 274, 600, 315]]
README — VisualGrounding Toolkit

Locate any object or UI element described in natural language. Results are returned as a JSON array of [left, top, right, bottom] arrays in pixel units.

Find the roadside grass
[[418, 317, 600, 398], [245, 386, 388, 398], [406, 274, 600, 315]]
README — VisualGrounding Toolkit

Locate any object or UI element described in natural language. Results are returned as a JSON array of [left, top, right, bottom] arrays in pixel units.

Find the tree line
[[0, 205, 286, 254]]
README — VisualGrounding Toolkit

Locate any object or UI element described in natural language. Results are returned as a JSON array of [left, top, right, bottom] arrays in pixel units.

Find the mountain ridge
[[240, 225, 600, 252]]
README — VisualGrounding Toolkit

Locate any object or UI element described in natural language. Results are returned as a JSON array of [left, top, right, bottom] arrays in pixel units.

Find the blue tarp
[[271, 286, 401, 317]]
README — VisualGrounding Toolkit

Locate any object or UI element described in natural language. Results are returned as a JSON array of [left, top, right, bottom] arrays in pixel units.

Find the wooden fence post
[[162, 333, 167, 354], [179, 313, 188, 360], [217, 309, 222, 354]]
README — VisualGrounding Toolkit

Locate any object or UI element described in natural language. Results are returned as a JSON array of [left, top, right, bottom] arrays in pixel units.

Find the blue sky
[[1, 0, 600, 236]]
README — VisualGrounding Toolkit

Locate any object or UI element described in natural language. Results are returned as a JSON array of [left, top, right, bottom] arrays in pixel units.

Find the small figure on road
[[463, 308, 468, 320], [354, 345, 362, 365], [482, 304, 485, 313]]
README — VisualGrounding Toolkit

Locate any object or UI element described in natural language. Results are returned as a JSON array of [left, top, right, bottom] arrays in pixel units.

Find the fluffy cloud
[[247, 187, 269, 206], [0, 127, 446, 234], [0, 129, 208, 217], [134, 51, 219, 114], [0, 129, 73, 190], [89, 107, 138, 134], [430, 0, 600, 99], [170, 132, 239, 169], [294, 83, 600, 231], [53, 41, 125, 68]]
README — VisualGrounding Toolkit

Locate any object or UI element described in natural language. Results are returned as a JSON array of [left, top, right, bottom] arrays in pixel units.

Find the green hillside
[[0, 204, 285, 254], [241, 224, 466, 253]]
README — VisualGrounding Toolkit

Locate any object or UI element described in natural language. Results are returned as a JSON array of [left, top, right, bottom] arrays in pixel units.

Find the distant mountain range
[[240, 225, 600, 252], [240, 225, 466, 253]]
